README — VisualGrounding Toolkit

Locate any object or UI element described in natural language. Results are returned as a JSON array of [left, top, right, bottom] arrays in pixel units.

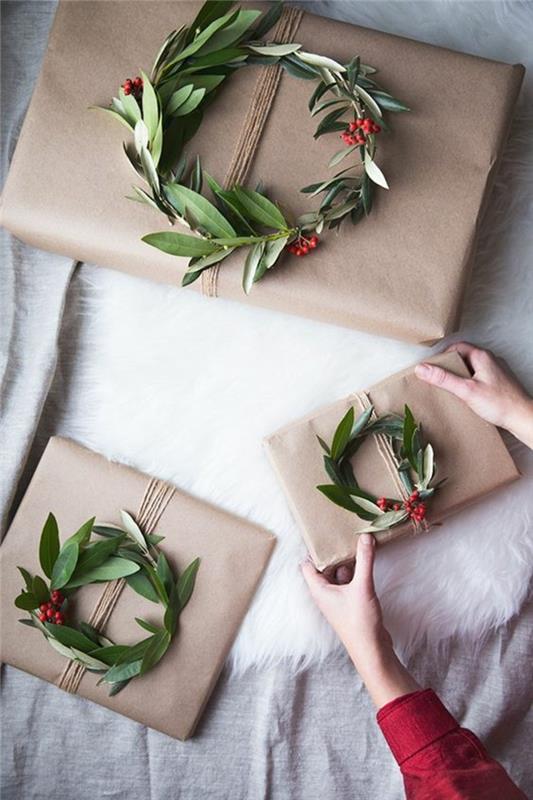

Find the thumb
[[415, 362, 472, 402], [301, 559, 330, 597], [353, 533, 376, 596]]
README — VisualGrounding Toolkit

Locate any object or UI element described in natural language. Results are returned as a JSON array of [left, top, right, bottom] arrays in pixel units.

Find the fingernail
[[415, 363, 431, 378], [360, 533, 374, 546]]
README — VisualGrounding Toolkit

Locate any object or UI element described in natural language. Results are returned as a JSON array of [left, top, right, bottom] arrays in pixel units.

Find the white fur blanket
[[50, 0, 533, 671]]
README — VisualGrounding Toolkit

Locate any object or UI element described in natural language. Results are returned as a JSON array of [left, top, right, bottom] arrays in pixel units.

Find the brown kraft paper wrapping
[[0, 1, 525, 343], [264, 352, 519, 573], [0, 437, 276, 740]]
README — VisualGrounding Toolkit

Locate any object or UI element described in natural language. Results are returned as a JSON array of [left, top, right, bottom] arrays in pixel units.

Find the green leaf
[[166, 84, 194, 115], [314, 107, 347, 139], [32, 575, 49, 605], [143, 231, 219, 258], [38, 513, 60, 578], [14, 592, 39, 611], [260, 236, 289, 270], [177, 557, 200, 611], [73, 536, 124, 575], [45, 623, 97, 653], [369, 90, 410, 113], [47, 637, 76, 660], [79, 622, 102, 644], [140, 71, 159, 140], [93, 106, 133, 132], [248, 43, 301, 57], [242, 241, 265, 294], [364, 151, 389, 190], [103, 659, 143, 684], [93, 524, 125, 539], [164, 10, 238, 67], [331, 407, 354, 460], [50, 541, 79, 590], [233, 186, 286, 230], [156, 552, 175, 596], [198, 9, 260, 54], [119, 88, 142, 126], [120, 510, 148, 552], [126, 568, 161, 603], [140, 145, 160, 192], [422, 444, 435, 489], [135, 617, 161, 634], [172, 88, 206, 117], [70, 648, 109, 671], [361, 173, 373, 215], [351, 405, 374, 438], [358, 509, 409, 532], [403, 405, 416, 469], [163, 583, 180, 636], [185, 248, 234, 274], [164, 184, 236, 238], [17, 567, 34, 591], [188, 0, 235, 36], [316, 435, 330, 455], [355, 84, 383, 119], [65, 517, 95, 548], [316, 485, 375, 521], [299, 51, 346, 73], [352, 496, 383, 515], [65, 557, 139, 588], [91, 644, 131, 666], [185, 74, 226, 93], [328, 144, 358, 168], [140, 630, 171, 676]]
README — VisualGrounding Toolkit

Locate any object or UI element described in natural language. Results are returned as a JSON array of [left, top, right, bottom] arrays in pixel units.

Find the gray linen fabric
[[1, 3, 532, 799]]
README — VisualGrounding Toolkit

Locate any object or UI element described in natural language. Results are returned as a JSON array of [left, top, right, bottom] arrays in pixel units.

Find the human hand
[[415, 342, 533, 448], [301, 535, 419, 707]]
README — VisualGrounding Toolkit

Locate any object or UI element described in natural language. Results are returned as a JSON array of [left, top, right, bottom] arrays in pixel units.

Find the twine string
[[201, 5, 305, 298], [56, 478, 175, 694]]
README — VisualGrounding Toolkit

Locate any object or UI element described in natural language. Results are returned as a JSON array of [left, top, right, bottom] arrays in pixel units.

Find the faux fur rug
[[48, 0, 533, 671]]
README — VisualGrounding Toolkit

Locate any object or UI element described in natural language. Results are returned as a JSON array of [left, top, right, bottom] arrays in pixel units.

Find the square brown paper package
[[0, 437, 275, 740], [0, 1, 524, 344], [264, 352, 519, 574]]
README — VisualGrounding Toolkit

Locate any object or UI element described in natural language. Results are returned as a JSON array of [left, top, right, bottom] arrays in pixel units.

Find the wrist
[[348, 638, 420, 709], [505, 396, 533, 448]]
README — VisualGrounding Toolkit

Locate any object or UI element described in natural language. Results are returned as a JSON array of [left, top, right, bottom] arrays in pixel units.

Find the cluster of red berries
[[122, 76, 143, 98], [341, 117, 381, 146], [38, 590, 65, 625], [286, 235, 319, 257], [377, 490, 427, 522]]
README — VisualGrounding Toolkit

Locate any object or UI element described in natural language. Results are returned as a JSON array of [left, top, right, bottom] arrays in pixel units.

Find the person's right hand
[[415, 342, 533, 448]]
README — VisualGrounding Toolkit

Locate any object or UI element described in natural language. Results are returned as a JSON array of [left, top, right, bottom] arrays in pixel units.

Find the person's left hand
[[301, 534, 391, 670]]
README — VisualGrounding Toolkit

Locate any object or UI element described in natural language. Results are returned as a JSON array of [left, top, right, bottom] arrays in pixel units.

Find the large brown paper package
[[0, 437, 275, 740], [264, 352, 519, 573], [0, 2, 524, 343]]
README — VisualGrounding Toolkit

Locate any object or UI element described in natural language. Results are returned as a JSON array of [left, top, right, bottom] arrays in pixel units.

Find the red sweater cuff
[[377, 689, 458, 765]]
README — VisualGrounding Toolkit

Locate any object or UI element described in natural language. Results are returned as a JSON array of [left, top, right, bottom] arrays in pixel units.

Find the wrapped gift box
[[0, 1, 524, 343], [0, 437, 275, 740], [264, 352, 519, 573]]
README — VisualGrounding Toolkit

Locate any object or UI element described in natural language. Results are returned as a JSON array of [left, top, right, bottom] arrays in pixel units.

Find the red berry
[[56, 619, 63, 625], [301, 245, 309, 255], [39, 613, 47, 623], [393, 503, 401, 511], [39, 603, 47, 612], [296, 248, 303, 257], [356, 134, 366, 144], [133, 76, 142, 87], [309, 236, 318, 248], [348, 121, 357, 132], [410, 490, 419, 500], [354, 118, 363, 128], [47, 601, 53, 609], [373, 124, 381, 134], [46, 608, 54, 619]]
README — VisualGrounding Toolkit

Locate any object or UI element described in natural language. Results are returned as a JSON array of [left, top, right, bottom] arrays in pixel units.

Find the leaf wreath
[[316, 404, 443, 534], [15, 511, 200, 696], [95, 0, 410, 294]]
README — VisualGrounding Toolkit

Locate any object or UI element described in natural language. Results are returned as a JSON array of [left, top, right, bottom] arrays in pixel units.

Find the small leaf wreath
[[96, 0, 409, 294], [316, 405, 443, 534], [14, 511, 200, 696]]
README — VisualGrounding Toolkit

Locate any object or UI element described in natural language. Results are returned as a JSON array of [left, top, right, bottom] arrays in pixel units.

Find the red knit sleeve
[[377, 689, 526, 799]]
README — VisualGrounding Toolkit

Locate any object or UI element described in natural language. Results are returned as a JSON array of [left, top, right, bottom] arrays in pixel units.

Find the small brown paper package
[[0, 437, 275, 740], [264, 352, 519, 574], [0, 1, 524, 343]]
